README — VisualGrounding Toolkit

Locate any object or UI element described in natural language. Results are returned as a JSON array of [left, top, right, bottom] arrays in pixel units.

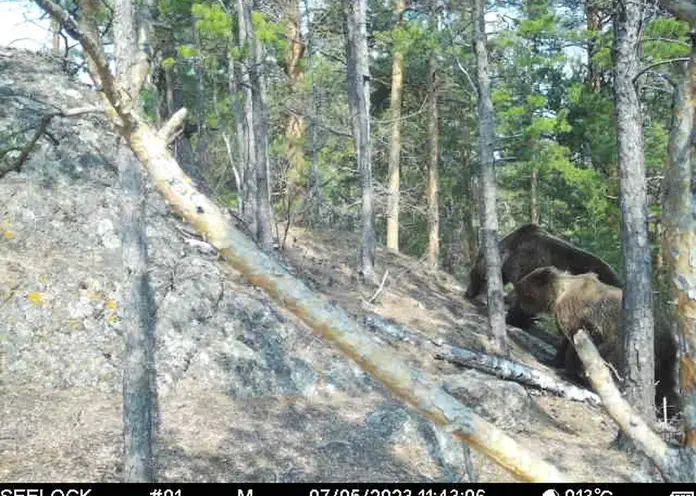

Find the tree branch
[[0, 106, 102, 179], [642, 36, 691, 48], [157, 108, 188, 145], [33, 0, 117, 103], [635, 57, 690, 82]]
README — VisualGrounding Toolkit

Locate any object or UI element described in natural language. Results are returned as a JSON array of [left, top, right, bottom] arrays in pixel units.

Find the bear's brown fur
[[465, 224, 622, 330], [513, 266, 678, 417]]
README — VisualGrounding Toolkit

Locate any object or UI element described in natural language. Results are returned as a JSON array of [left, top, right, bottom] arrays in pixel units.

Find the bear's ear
[[536, 266, 557, 282]]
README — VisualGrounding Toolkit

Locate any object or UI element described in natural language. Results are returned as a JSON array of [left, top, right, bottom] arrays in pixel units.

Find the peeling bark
[[661, 33, 696, 449]]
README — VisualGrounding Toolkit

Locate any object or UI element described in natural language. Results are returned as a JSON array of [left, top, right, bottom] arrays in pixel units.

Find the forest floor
[[277, 225, 658, 482]]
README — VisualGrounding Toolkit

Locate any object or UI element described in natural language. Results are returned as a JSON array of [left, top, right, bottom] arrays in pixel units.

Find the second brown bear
[[512, 266, 678, 417]]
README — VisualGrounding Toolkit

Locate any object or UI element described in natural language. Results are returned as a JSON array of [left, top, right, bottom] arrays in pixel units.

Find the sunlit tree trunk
[[586, 0, 609, 91], [305, 0, 321, 226], [51, 18, 61, 55], [427, 52, 440, 270], [386, 0, 405, 253], [284, 0, 307, 220]]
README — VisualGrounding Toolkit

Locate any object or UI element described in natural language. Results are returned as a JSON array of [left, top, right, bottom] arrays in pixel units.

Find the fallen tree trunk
[[32, 0, 570, 482], [573, 329, 695, 481], [507, 327, 558, 364], [364, 314, 601, 406]]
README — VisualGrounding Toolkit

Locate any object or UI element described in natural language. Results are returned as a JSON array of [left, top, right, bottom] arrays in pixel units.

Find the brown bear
[[512, 266, 678, 417], [465, 224, 622, 330]]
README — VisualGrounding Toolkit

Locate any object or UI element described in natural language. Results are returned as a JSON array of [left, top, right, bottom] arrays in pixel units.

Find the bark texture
[[284, 0, 307, 216], [427, 52, 440, 270], [51, 18, 61, 56], [473, 0, 507, 354], [572, 329, 690, 480], [112, 0, 156, 482], [612, 0, 656, 421], [236, 0, 258, 236], [662, 36, 696, 449], [192, 18, 208, 177], [344, 0, 377, 284], [386, 0, 406, 253], [530, 166, 539, 225], [586, 0, 610, 91], [252, 15, 275, 250]]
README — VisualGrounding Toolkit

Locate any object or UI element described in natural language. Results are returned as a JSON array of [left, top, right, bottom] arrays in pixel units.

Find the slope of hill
[[0, 46, 645, 483]]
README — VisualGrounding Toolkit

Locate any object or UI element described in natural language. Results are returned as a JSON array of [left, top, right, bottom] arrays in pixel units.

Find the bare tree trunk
[[473, 0, 507, 354], [530, 165, 539, 224], [662, 36, 696, 448], [112, 0, 156, 482], [284, 0, 307, 220], [115, 144, 156, 482], [468, 172, 480, 265], [305, 0, 321, 226], [217, 39, 247, 212], [386, 0, 405, 253], [192, 18, 208, 177], [586, 0, 609, 91], [236, 0, 258, 236], [344, 0, 377, 284], [427, 52, 440, 270], [612, 0, 656, 423], [246, 0, 275, 250]]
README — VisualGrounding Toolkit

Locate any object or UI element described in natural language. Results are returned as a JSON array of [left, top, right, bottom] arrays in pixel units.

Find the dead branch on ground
[[366, 270, 389, 304], [364, 314, 601, 406]]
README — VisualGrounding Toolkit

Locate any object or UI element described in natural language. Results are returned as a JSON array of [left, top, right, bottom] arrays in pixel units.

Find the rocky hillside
[[0, 46, 646, 482]]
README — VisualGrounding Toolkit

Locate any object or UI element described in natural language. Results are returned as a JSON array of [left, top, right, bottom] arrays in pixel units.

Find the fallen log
[[573, 329, 691, 481], [364, 314, 601, 406]]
